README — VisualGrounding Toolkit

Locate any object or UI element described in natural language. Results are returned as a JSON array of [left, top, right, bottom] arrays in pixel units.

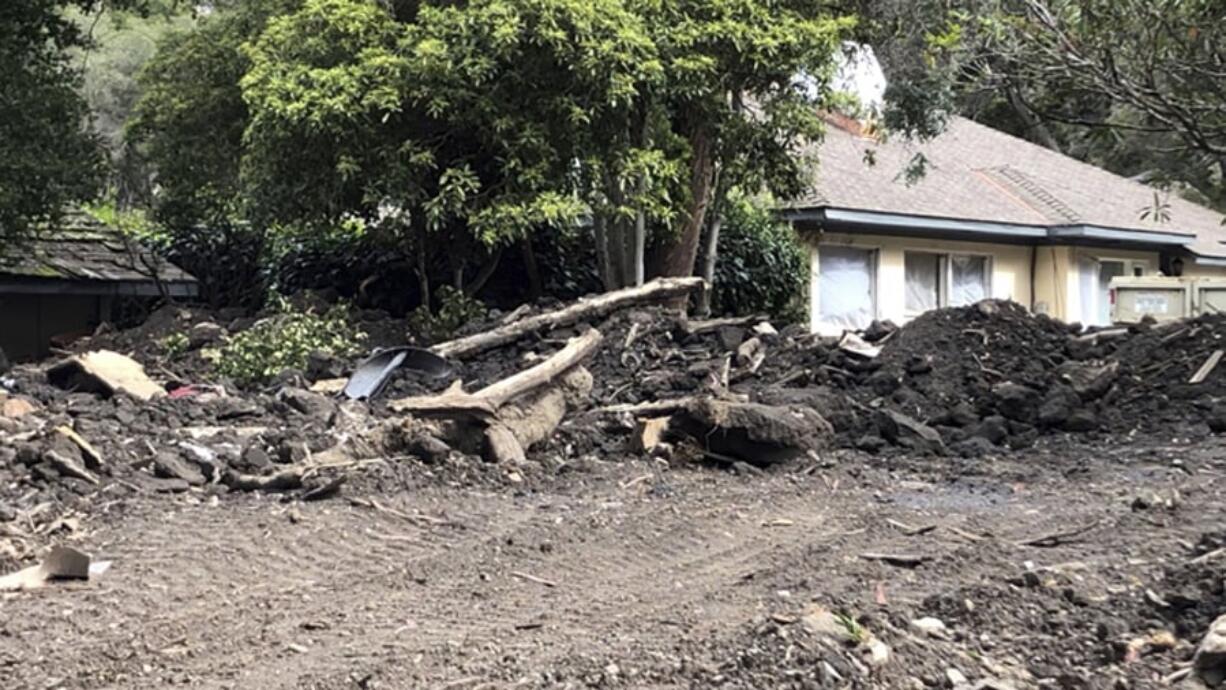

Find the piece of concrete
[[47, 350, 164, 400], [877, 409, 945, 452]]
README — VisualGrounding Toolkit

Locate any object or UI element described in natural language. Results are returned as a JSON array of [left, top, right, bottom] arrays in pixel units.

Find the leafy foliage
[[0, 0, 112, 241], [709, 193, 806, 322], [406, 286, 488, 343], [216, 297, 366, 386]]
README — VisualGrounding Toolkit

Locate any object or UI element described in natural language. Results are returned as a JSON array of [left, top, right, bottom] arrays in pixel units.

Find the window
[[904, 252, 991, 313], [818, 245, 877, 330]]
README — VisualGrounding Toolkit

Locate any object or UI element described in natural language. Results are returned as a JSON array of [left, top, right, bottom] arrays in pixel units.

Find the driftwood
[[391, 330, 603, 463], [391, 329, 602, 416], [429, 277, 703, 360], [680, 314, 768, 337], [1189, 350, 1224, 384]]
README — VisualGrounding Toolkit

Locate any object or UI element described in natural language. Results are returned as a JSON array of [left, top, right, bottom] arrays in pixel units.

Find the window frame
[[903, 249, 993, 316]]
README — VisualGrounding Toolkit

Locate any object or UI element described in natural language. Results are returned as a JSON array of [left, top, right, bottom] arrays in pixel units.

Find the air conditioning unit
[[1109, 277, 1192, 324], [1191, 278, 1226, 317]]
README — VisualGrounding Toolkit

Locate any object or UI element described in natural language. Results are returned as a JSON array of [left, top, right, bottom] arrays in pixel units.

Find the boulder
[[1055, 360, 1119, 401], [971, 415, 1009, 446], [1038, 385, 1080, 428], [1194, 614, 1226, 687], [876, 409, 945, 453], [188, 321, 225, 349], [992, 382, 1039, 423], [673, 399, 831, 466], [153, 451, 206, 486], [279, 388, 337, 421]]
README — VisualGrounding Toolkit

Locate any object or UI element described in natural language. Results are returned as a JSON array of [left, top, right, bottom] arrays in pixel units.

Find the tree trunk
[[416, 229, 430, 312], [633, 181, 646, 287], [521, 238, 542, 300], [698, 212, 722, 317], [594, 214, 614, 291], [652, 125, 716, 278]]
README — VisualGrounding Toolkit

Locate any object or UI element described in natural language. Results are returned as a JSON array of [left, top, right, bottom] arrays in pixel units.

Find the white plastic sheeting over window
[[818, 246, 875, 330], [905, 253, 941, 312], [950, 255, 989, 306], [1079, 257, 1126, 326]]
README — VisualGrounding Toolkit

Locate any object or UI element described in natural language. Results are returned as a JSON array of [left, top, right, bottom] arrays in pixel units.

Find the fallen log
[[391, 329, 602, 416], [680, 314, 768, 337], [429, 277, 703, 360], [390, 330, 602, 463]]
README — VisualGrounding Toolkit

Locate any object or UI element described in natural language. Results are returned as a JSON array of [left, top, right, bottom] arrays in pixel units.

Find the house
[[0, 212, 197, 361], [785, 114, 1226, 334]]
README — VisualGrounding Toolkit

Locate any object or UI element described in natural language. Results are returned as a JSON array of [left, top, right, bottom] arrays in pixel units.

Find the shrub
[[159, 332, 189, 359], [406, 286, 488, 344], [710, 192, 808, 322], [215, 298, 366, 386]]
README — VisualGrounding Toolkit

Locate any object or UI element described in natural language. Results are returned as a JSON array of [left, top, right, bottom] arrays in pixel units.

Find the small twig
[[623, 322, 641, 349], [511, 571, 557, 588], [886, 518, 936, 536], [1190, 547, 1226, 565], [945, 526, 986, 543], [620, 474, 652, 490], [1015, 521, 1099, 547], [859, 552, 931, 567]]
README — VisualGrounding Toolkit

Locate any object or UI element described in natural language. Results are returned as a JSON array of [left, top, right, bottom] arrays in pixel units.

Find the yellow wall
[[809, 233, 1168, 330], [813, 233, 1035, 331]]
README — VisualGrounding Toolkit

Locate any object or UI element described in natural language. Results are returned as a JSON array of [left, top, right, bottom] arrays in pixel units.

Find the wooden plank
[[1189, 349, 1224, 384]]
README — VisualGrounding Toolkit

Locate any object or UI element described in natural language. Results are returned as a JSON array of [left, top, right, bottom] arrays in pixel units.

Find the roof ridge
[[987, 165, 1082, 224]]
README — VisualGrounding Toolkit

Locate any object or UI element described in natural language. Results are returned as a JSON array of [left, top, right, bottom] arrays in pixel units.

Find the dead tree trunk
[[428, 277, 704, 360], [651, 125, 715, 279]]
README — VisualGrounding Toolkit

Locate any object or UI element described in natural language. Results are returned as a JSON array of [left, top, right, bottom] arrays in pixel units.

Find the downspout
[[1029, 244, 1037, 312]]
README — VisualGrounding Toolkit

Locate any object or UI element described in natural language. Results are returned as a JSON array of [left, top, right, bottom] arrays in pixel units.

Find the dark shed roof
[[0, 212, 197, 297]]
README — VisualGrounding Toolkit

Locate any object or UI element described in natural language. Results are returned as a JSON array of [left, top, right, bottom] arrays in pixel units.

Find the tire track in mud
[[0, 479, 851, 688]]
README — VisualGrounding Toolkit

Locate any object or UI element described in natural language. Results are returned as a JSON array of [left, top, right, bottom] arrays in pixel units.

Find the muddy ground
[[0, 432, 1222, 689]]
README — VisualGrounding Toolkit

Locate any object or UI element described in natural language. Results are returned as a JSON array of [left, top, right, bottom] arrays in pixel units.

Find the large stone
[[1038, 385, 1080, 428], [1055, 360, 1119, 401], [279, 388, 337, 421], [153, 451, 206, 486], [1194, 614, 1226, 687], [188, 321, 225, 349], [876, 409, 945, 453], [674, 399, 832, 466], [992, 382, 1039, 423], [971, 416, 1009, 446]]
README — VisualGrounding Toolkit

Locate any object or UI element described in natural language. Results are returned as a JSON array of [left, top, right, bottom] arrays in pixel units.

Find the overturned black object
[[342, 347, 453, 401]]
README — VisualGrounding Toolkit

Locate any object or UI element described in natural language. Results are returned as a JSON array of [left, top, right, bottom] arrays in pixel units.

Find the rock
[[992, 382, 1039, 423], [146, 477, 191, 493], [305, 350, 346, 381], [238, 444, 274, 472], [864, 637, 890, 668], [188, 321, 225, 349], [862, 319, 899, 343], [856, 434, 887, 453], [1194, 614, 1226, 687], [1209, 404, 1226, 434], [43, 449, 99, 485], [47, 350, 164, 401], [1055, 360, 1119, 401], [971, 416, 1009, 446], [945, 668, 968, 688], [716, 326, 746, 350], [910, 617, 948, 638], [178, 441, 222, 480], [801, 605, 849, 641], [1037, 385, 1079, 428], [1063, 409, 1098, 432], [279, 388, 337, 421], [876, 409, 945, 453], [55, 426, 103, 470], [673, 399, 832, 466], [405, 434, 452, 464], [153, 451, 206, 486], [905, 355, 933, 375], [1, 396, 37, 418]]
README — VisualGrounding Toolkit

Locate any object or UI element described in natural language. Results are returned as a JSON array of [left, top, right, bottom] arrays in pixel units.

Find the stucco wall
[[808, 233, 1172, 331], [811, 233, 1035, 332]]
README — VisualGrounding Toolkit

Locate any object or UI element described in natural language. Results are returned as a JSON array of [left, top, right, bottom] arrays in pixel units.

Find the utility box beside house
[[1191, 278, 1226, 317], [1109, 277, 1192, 324]]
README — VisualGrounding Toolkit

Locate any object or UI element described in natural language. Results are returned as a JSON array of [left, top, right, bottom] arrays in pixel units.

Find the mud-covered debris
[[877, 409, 945, 453], [1, 396, 37, 418], [188, 321, 225, 349], [44, 449, 99, 485], [153, 451, 206, 486], [672, 399, 831, 466], [0, 546, 104, 591], [1195, 614, 1226, 686], [47, 350, 164, 400]]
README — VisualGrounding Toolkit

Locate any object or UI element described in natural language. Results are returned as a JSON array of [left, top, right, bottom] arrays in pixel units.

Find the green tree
[[0, 0, 112, 242]]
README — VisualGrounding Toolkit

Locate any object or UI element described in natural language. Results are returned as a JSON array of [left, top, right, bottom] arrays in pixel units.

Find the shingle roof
[[0, 212, 196, 286], [793, 116, 1226, 258]]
